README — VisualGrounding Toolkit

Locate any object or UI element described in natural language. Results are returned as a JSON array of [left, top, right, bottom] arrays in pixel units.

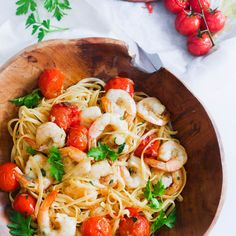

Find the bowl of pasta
[[0, 38, 224, 236]]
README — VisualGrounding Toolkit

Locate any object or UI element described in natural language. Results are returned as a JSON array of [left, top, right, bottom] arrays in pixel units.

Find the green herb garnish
[[48, 146, 64, 181], [118, 143, 125, 154], [10, 89, 42, 108], [7, 211, 35, 236], [26, 146, 37, 155], [88, 142, 118, 162]]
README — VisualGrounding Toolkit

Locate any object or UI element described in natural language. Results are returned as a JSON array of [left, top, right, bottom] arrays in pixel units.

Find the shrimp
[[79, 106, 102, 127], [60, 146, 87, 163], [164, 169, 184, 196], [88, 113, 128, 147], [36, 122, 66, 151], [121, 156, 150, 189], [101, 89, 136, 123], [144, 141, 187, 172], [137, 97, 169, 126], [88, 160, 113, 180], [38, 190, 77, 236]]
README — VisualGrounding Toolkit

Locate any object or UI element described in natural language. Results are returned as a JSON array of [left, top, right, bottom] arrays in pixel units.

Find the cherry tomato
[[50, 103, 80, 131], [126, 207, 139, 217], [189, 0, 210, 13], [38, 68, 65, 99], [105, 77, 134, 97], [164, 0, 189, 14], [0, 162, 19, 192], [202, 9, 226, 33], [81, 216, 112, 236], [119, 215, 150, 236], [175, 11, 201, 36], [187, 32, 212, 56], [66, 125, 88, 151], [134, 134, 160, 158], [13, 193, 36, 216]]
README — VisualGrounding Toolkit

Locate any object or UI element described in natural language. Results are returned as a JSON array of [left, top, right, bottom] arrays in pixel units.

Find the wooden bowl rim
[[0, 37, 226, 235]]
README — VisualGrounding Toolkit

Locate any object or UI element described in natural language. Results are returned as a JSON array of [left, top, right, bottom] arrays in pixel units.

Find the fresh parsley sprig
[[16, 0, 71, 41], [26, 146, 37, 155], [88, 142, 119, 162], [48, 146, 64, 182], [7, 211, 35, 236], [151, 208, 176, 234], [144, 180, 165, 210], [10, 89, 42, 108]]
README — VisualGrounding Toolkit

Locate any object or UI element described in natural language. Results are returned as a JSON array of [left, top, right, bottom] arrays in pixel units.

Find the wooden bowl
[[0, 38, 224, 235]]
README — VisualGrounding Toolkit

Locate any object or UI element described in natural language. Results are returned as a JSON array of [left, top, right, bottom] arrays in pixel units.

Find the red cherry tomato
[[13, 193, 36, 216], [175, 11, 201, 36], [202, 10, 226, 33], [126, 207, 139, 217], [105, 77, 134, 97], [38, 68, 65, 99], [189, 0, 210, 13], [164, 0, 189, 14], [134, 134, 160, 158], [119, 215, 150, 236], [67, 125, 88, 151], [81, 216, 112, 236], [187, 32, 212, 56], [0, 162, 19, 192], [50, 103, 80, 131]]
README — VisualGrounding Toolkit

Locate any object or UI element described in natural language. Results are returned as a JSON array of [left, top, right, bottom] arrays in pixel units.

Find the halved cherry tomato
[[13, 193, 36, 216], [134, 134, 160, 158], [66, 125, 88, 151], [105, 77, 134, 97], [189, 0, 210, 13], [119, 215, 150, 236], [50, 103, 80, 131], [81, 216, 112, 236], [175, 10, 201, 36], [0, 162, 19, 192], [187, 32, 212, 56], [126, 207, 139, 217], [202, 9, 226, 33], [38, 68, 65, 99], [164, 0, 189, 14]]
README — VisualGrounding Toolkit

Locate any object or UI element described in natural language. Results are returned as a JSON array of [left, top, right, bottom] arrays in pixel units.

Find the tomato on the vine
[[81, 216, 112, 236], [175, 10, 201, 36], [38, 68, 65, 99], [0, 162, 19, 192], [13, 193, 36, 216], [203, 9, 226, 33], [187, 32, 212, 56], [164, 0, 189, 14], [189, 0, 210, 13]]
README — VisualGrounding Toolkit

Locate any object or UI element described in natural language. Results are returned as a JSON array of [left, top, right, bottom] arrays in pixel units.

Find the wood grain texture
[[0, 38, 224, 236]]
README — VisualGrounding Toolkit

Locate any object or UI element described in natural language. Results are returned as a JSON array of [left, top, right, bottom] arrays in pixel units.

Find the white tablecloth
[[1, 0, 236, 235]]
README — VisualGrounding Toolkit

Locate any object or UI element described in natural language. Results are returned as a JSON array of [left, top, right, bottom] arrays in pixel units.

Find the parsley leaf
[[10, 89, 42, 108], [118, 143, 125, 154], [153, 180, 165, 198], [44, 0, 71, 21], [149, 198, 162, 209], [26, 146, 37, 155], [48, 146, 64, 182], [151, 208, 176, 234], [16, 0, 37, 15], [7, 211, 35, 236], [88, 142, 118, 162], [144, 180, 153, 201]]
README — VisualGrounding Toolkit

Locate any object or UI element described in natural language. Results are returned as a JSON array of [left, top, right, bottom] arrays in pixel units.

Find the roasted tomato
[[189, 0, 210, 13], [187, 32, 212, 56], [0, 162, 19, 192], [13, 193, 36, 216], [50, 103, 80, 131], [38, 68, 65, 99], [126, 207, 139, 217], [164, 0, 189, 14], [105, 77, 134, 97], [66, 125, 88, 151], [119, 215, 150, 236], [134, 134, 160, 158], [81, 216, 112, 236], [203, 9, 226, 33], [175, 10, 201, 36]]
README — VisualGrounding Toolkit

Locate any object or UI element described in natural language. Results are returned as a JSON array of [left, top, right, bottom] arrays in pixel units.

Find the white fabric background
[[1, 0, 236, 235]]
